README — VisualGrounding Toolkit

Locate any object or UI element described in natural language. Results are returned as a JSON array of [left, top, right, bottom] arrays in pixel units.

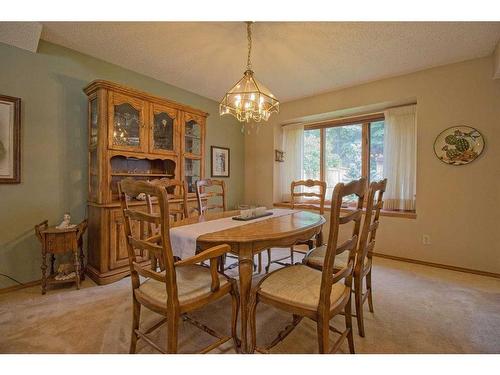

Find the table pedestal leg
[[238, 243, 254, 353]]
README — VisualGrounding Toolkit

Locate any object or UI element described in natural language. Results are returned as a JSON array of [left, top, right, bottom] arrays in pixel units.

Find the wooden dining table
[[172, 209, 326, 353]]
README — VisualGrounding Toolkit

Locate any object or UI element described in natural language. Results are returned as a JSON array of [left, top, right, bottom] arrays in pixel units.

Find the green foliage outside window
[[303, 129, 320, 179], [302, 121, 385, 185], [325, 124, 362, 181]]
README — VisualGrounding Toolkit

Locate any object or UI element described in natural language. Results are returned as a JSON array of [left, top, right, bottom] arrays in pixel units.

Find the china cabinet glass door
[[109, 93, 146, 152], [150, 104, 177, 154], [184, 119, 202, 156], [89, 96, 100, 203], [182, 113, 204, 194], [89, 97, 99, 146], [184, 158, 201, 194]]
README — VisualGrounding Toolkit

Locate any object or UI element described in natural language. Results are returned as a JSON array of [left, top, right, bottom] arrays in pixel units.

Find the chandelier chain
[[246, 21, 252, 70]]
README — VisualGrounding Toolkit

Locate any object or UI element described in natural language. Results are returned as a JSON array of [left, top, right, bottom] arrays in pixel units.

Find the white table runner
[[169, 208, 297, 259]]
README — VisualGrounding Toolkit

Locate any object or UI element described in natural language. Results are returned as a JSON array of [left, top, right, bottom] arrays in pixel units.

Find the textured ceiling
[[0, 22, 42, 52], [40, 22, 500, 103]]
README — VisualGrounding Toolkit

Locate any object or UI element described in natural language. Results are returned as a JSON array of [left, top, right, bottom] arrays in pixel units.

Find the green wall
[[0, 40, 245, 288]]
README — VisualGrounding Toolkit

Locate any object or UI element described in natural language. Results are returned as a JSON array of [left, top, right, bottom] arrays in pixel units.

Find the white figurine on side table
[[56, 213, 76, 229]]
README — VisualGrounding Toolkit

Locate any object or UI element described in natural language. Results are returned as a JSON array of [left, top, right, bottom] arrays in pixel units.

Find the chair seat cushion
[[304, 245, 368, 270], [135, 265, 229, 306], [258, 264, 347, 311]]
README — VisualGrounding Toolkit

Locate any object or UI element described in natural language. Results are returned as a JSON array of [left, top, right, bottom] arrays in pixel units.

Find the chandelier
[[219, 22, 279, 123]]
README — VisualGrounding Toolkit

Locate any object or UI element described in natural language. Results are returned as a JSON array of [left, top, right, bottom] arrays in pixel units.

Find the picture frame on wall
[[0, 95, 21, 184], [275, 149, 285, 162], [211, 146, 230, 177]]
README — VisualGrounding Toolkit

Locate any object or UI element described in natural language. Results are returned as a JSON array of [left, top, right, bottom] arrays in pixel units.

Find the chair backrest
[[356, 179, 387, 273], [195, 179, 226, 214], [290, 179, 327, 214], [318, 178, 367, 311], [118, 178, 179, 307], [149, 178, 189, 222]]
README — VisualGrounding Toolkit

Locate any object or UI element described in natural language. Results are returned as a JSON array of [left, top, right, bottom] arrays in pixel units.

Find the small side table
[[35, 219, 88, 295]]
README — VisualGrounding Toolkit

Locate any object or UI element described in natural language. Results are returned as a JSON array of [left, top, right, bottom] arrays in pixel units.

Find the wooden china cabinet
[[84, 80, 207, 285]]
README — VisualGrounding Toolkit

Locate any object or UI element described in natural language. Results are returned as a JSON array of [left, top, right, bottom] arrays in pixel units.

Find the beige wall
[[245, 56, 500, 274], [0, 41, 245, 288]]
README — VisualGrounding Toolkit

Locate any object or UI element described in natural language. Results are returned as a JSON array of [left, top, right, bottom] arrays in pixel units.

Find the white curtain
[[383, 105, 417, 211], [281, 124, 304, 202]]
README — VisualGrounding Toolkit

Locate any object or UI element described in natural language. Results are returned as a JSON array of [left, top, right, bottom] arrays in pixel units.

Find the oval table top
[[173, 209, 326, 244]]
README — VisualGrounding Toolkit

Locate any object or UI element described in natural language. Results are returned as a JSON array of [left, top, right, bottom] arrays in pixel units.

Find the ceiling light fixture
[[219, 22, 279, 124]]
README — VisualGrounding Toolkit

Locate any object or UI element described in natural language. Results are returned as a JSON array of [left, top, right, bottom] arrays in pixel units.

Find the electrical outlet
[[422, 234, 431, 245]]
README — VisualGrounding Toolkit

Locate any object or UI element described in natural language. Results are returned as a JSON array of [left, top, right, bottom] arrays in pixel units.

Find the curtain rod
[[281, 102, 417, 128]]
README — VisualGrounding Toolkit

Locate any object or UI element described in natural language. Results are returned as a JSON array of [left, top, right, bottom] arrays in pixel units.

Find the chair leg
[[354, 276, 365, 337], [129, 297, 141, 354], [316, 316, 329, 354], [150, 255, 158, 271], [218, 254, 226, 273], [307, 240, 314, 250], [248, 292, 259, 353], [366, 269, 374, 313], [230, 283, 241, 351], [316, 231, 323, 247], [266, 248, 271, 273], [344, 295, 356, 354], [257, 252, 262, 274], [166, 308, 179, 354], [290, 246, 295, 265]]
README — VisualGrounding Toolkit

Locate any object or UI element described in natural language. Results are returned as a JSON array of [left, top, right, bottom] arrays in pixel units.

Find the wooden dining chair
[[118, 178, 240, 354], [150, 178, 189, 222], [145, 178, 189, 271], [196, 178, 263, 274], [303, 178, 387, 337], [195, 178, 226, 214], [266, 179, 327, 272], [249, 178, 366, 354], [196, 178, 229, 271]]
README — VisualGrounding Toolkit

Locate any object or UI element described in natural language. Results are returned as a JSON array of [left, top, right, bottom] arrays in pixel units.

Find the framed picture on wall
[[211, 146, 230, 177], [0, 95, 21, 184]]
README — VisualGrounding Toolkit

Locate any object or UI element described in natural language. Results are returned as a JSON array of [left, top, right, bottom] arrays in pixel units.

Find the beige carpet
[[1, 249, 499, 354]]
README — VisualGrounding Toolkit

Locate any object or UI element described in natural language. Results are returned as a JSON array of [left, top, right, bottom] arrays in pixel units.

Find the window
[[283, 105, 416, 212], [302, 114, 386, 207], [324, 124, 363, 200], [369, 120, 384, 182]]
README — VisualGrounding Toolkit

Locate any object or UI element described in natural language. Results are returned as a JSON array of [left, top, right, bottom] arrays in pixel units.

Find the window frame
[[303, 112, 385, 206]]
